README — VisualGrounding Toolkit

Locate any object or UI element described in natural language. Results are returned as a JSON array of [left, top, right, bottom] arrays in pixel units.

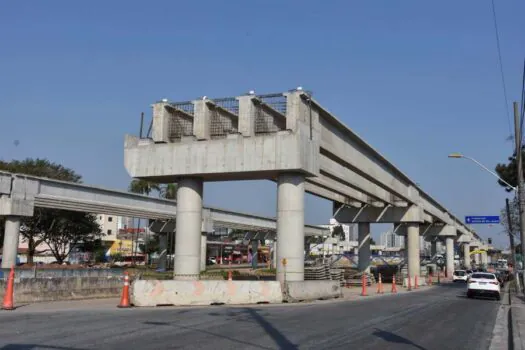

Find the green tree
[[128, 179, 160, 196], [159, 183, 177, 200], [304, 235, 324, 257], [331, 225, 345, 241], [0, 158, 93, 264], [495, 152, 522, 192], [44, 211, 102, 264], [139, 234, 159, 255]]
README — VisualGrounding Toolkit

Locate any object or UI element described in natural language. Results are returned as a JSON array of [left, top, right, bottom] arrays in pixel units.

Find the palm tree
[[128, 179, 160, 196], [159, 183, 177, 200]]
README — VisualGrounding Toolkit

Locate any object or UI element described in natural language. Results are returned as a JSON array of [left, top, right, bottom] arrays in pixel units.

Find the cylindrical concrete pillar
[[200, 233, 207, 272], [474, 252, 480, 265], [463, 243, 471, 269], [174, 178, 203, 280], [481, 251, 488, 266], [406, 223, 420, 285], [157, 233, 168, 271], [357, 223, 371, 273], [445, 237, 454, 277], [276, 173, 305, 283], [1, 216, 21, 269]]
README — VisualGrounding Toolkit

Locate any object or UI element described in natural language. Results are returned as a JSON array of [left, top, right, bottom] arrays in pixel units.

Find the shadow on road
[[372, 328, 427, 350], [142, 308, 297, 349], [243, 308, 298, 350], [1, 345, 86, 350]]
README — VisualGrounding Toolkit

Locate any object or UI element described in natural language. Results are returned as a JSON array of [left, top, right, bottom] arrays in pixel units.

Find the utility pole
[[514, 101, 525, 287], [506, 198, 519, 292]]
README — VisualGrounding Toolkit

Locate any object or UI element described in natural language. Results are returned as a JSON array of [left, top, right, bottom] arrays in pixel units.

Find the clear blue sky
[[1, 1, 524, 248]]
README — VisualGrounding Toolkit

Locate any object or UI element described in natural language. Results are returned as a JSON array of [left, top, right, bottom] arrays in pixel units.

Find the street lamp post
[[449, 152, 522, 291], [448, 153, 517, 192]]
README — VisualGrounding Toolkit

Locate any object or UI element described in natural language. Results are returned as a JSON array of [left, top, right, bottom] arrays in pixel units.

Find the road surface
[[0, 283, 503, 349]]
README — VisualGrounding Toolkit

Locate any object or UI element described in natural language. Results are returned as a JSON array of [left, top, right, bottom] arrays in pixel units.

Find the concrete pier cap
[[1, 175, 37, 268]]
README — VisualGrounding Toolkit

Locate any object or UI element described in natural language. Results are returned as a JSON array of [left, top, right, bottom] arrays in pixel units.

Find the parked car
[[493, 272, 505, 287], [467, 272, 501, 300], [453, 270, 468, 282]]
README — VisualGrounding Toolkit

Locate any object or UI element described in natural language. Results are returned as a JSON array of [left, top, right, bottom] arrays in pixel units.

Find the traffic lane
[[0, 283, 500, 350]]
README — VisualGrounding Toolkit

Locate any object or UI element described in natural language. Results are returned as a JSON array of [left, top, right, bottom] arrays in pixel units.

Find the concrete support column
[[272, 240, 277, 269], [251, 240, 259, 269], [445, 237, 454, 278], [406, 223, 420, 284], [481, 251, 488, 266], [463, 243, 471, 269], [200, 233, 207, 272], [474, 253, 480, 265], [174, 178, 203, 280], [276, 173, 305, 283], [157, 233, 168, 271], [357, 223, 371, 273], [431, 241, 437, 256], [1, 216, 21, 269]]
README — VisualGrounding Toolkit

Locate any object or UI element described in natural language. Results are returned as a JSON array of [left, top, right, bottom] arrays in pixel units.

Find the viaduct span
[[125, 88, 480, 284]]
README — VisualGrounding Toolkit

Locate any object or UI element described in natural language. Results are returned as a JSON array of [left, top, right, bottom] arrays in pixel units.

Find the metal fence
[[167, 101, 194, 141], [209, 98, 239, 139], [255, 93, 287, 135]]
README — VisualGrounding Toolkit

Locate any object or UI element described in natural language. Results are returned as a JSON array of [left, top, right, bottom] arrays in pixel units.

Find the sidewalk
[[510, 289, 525, 350]]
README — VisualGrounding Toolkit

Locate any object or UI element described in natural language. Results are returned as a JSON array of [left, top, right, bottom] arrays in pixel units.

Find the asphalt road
[[0, 283, 503, 350]]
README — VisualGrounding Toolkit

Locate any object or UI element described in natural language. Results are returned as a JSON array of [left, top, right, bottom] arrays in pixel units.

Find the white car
[[467, 272, 501, 300], [453, 270, 468, 282]]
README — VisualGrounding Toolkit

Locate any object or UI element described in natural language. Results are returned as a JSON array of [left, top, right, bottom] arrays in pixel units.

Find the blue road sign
[[465, 216, 500, 224]]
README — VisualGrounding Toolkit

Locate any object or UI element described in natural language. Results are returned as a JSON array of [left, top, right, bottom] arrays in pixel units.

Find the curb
[[509, 284, 524, 350]]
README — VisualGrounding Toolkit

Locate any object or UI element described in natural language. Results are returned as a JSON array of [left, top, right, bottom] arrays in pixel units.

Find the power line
[[490, 0, 513, 142]]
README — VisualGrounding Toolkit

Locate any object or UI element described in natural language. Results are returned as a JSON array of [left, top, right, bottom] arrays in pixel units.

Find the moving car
[[453, 270, 468, 282], [467, 272, 501, 300]]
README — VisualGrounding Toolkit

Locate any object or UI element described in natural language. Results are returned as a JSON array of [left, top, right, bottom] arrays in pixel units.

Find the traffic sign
[[465, 216, 500, 224]]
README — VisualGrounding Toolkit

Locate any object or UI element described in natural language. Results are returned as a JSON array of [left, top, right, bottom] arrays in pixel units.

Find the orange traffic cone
[[361, 274, 368, 296], [227, 269, 233, 281], [407, 274, 412, 291], [414, 275, 419, 289], [2, 265, 15, 310], [117, 272, 131, 308], [391, 275, 398, 293]]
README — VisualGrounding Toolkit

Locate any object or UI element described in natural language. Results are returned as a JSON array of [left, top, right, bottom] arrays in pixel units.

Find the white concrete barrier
[[131, 280, 283, 306], [283, 281, 342, 302]]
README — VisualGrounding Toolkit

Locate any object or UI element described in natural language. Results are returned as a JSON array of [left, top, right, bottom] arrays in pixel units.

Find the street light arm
[[462, 155, 517, 192]]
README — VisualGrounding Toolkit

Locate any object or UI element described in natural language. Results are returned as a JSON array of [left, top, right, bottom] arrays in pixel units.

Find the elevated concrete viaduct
[[0, 171, 328, 269], [124, 89, 478, 284]]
